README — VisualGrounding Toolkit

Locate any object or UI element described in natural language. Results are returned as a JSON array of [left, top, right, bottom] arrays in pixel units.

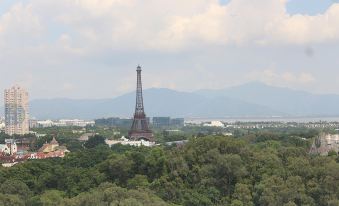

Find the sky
[[1, 0, 339, 104]]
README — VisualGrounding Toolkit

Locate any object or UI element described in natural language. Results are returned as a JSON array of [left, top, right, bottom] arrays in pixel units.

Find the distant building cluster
[[4, 85, 29, 136], [95, 117, 184, 129], [310, 134, 339, 156], [30, 119, 95, 128], [95, 117, 134, 128], [228, 121, 339, 129], [0, 137, 69, 167], [152, 117, 184, 128], [189, 120, 339, 129], [0, 99, 70, 168]]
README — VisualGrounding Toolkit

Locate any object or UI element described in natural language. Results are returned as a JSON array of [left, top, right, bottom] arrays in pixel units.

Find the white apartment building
[[4, 85, 29, 135], [29, 119, 95, 128], [55, 119, 95, 127]]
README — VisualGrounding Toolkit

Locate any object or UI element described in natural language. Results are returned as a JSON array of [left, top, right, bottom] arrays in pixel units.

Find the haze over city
[[1, 0, 339, 106]]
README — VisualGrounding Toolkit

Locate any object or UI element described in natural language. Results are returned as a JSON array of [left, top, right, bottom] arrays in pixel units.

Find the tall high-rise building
[[4, 85, 29, 136]]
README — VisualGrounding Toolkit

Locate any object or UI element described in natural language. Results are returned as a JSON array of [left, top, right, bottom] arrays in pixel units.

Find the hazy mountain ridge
[[196, 82, 339, 116], [1, 82, 339, 119], [27, 88, 279, 119]]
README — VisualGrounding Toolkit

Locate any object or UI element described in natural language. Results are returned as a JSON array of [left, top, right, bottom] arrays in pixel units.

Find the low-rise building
[[0, 145, 10, 155], [30, 119, 95, 128], [37, 120, 54, 128], [28, 150, 68, 159], [164, 140, 189, 146], [56, 119, 95, 127], [78, 133, 97, 142], [203, 121, 225, 127], [38, 137, 69, 154], [105, 137, 155, 147], [39, 137, 60, 153], [1, 137, 69, 167], [0, 139, 17, 155], [29, 119, 38, 128]]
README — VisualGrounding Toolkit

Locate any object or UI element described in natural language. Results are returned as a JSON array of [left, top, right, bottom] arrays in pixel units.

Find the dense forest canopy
[[0, 130, 338, 206]]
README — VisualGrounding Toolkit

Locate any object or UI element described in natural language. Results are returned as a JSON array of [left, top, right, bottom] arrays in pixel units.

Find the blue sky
[[0, 0, 339, 102], [219, 0, 335, 15], [286, 0, 335, 15], [0, 0, 21, 15]]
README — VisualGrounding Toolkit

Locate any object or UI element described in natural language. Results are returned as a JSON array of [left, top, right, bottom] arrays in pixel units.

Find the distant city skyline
[[1, 0, 339, 105]]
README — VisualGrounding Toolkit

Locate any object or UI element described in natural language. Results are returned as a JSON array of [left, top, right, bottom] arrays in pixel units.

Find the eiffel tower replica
[[128, 65, 154, 141]]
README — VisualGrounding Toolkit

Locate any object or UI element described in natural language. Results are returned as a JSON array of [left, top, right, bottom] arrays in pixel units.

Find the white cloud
[[1, 0, 338, 52], [0, 0, 338, 101], [0, 3, 43, 48], [299, 72, 315, 83], [247, 69, 316, 85], [61, 82, 75, 92], [269, 4, 339, 44], [46, 0, 339, 51]]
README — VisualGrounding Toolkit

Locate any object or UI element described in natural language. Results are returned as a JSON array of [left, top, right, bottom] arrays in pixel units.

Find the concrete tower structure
[[4, 85, 29, 136]]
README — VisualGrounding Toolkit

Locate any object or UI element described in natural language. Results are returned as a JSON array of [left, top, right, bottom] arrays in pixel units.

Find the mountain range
[[1, 82, 339, 119]]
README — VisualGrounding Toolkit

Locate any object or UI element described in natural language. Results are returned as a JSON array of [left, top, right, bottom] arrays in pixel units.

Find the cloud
[[0, 2, 43, 48], [299, 72, 315, 84], [247, 69, 316, 85], [53, 0, 339, 50], [269, 4, 339, 44], [1, 0, 338, 53], [0, 0, 338, 102], [62, 82, 74, 90]]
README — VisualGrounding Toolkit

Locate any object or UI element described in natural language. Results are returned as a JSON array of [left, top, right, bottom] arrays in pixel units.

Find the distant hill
[[196, 82, 339, 116], [1, 82, 339, 119], [25, 88, 280, 119]]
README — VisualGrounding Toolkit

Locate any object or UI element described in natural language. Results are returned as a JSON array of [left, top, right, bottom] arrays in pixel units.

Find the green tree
[[84, 135, 106, 149], [39, 190, 65, 206], [127, 175, 150, 189], [100, 154, 134, 185], [328, 150, 337, 156], [0, 179, 32, 200], [232, 183, 253, 206], [63, 183, 171, 206], [283, 202, 297, 206], [0, 194, 25, 206]]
